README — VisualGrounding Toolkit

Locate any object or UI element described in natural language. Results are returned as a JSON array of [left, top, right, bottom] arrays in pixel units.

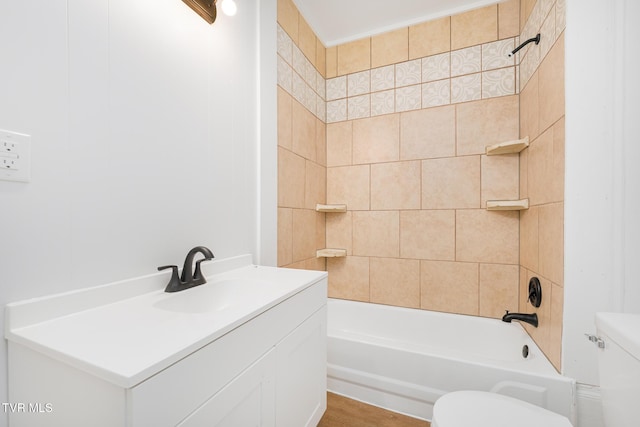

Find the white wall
[[0, 0, 277, 411], [564, 0, 640, 388]]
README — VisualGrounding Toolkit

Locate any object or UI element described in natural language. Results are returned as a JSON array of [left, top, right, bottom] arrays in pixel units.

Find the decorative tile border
[[322, 35, 518, 123], [519, 0, 566, 91], [276, 21, 538, 125], [277, 25, 326, 121]]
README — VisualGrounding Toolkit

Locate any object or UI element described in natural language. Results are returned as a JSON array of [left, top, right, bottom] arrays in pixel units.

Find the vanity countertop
[[5, 255, 327, 388]]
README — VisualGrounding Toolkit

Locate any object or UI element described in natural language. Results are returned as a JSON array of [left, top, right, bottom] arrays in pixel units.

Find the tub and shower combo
[[326, 298, 576, 423]]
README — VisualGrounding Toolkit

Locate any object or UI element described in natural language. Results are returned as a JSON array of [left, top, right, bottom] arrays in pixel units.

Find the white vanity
[[5, 255, 328, 427]]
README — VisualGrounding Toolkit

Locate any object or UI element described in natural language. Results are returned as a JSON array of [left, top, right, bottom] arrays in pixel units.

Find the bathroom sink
[[152, 278, 273, 314]]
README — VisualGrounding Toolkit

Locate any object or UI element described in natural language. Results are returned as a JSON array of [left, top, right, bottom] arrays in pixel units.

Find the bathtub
[[327, 298, 576, 423]]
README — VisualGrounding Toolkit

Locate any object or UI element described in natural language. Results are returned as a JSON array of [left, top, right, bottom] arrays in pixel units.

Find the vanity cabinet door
[[275, 306, 327, 427], [178, 349, 276, 427]]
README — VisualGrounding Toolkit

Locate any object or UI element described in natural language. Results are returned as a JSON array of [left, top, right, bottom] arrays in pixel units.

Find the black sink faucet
[[502, 310, 538, 328], [158, 246, 215, 293]]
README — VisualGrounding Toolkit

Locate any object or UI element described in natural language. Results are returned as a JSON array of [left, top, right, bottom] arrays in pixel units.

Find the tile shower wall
[[277, 0, 327, 271], [518, 0, 566, 371], [323, 2, 523, 320], [276, 0, 565, 371]]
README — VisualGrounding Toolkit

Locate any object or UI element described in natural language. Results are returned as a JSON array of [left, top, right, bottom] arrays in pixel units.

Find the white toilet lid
[[432, 391, 572, 427]]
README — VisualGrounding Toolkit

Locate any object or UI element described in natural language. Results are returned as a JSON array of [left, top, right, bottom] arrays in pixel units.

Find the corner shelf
[[316, 248, 347, 258], [315, 204, 347, 213], [485, 136, 529, 155], [486, 199, 529, 211]]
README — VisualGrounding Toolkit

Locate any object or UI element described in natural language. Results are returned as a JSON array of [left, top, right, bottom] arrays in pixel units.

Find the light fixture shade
[[182, 0, 217, 24], [220, 0, 237, 16]]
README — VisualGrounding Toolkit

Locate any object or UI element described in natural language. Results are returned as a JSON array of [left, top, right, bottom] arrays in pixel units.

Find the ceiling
[[292, 0, 503, 47]]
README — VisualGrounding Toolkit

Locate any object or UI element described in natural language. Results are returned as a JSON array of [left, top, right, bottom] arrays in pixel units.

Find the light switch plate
[[1, 129, 31, 183]]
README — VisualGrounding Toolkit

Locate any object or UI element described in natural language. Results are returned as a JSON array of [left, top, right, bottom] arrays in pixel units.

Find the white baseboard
[[576, 384, 604, 427]]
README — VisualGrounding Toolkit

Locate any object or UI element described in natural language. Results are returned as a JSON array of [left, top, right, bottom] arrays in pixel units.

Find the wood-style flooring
[[318, 392, 430, 427]]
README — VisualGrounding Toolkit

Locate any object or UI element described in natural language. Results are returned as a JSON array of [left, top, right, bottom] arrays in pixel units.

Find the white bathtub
[[327, 298, 576, 423]]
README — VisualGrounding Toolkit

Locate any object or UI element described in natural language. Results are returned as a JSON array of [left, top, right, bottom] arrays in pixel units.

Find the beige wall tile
[[521, 0, 537, 32], [481, 154, 519, 206], [292, 208, 317, 262], [305, 256, 326, 271], [277, 0, 298, 42], [284, 260, 307, 269], [421, 260, 479, 315], [499, 0, 520, 39], [278, 208, 293, 266], [326, 211, 353, 255], [539, 35, 565, 133], [520, 71, 539, 141], [327, 121, 353, 167], [422, 156, 480, 209], [316, 39, 327, 77], [298, 15, 317, 69], [370, 258, 420, 308], [316, 210, 326, 251], [451, 5, 498, 50], [520, 147, 529, 199], [520, 206, 539, 271], [292, 99, 317, 161], [372, 28, 409, 69], [327, 256, 370, 301], [353, 114, 400, 164], [479, 263, 519, 318], [400, 105, 456, 160], [353, 211, 400, 257], [316, 117, 327, 167], [371, 161, 421, 210], [400, 210, 456, 260], [549, 283, 564, 371], [457, 95, 519, 155], [278, 147, 306, 208], [528, 125, 563, 205], [327, 165, 370, 210], [409, 17, 451, 59], [539, 202, 564, 286], [456, 209, 519, 264], [552, 117, 565, 200], [326, 46, 338, 79], [337, 38, 371, 76], [305, 160, 326, 209], [278, 87, 293, 150]]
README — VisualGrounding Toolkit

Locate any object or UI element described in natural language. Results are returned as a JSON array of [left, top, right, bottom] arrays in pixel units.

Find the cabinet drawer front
[[128, 279, 326, 426]]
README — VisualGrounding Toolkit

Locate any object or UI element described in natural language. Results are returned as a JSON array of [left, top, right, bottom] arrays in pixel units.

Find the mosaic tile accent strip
[[451, 73, 481, 103], [371, 65, 395, 92], [348, 70, 371, 97], [422, 53, 450, 82], [276, 23, 529, 125], [422, 80, 451, 108], [519, 0, 565, 90]]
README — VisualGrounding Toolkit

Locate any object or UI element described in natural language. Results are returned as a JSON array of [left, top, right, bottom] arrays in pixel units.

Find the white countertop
[[5, 255, 327, 388]]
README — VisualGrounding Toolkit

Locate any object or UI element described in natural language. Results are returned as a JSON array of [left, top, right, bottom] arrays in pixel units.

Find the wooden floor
[[318, 392, 430, 427]]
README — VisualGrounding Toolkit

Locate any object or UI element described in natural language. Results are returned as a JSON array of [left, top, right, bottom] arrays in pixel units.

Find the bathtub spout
[[502, 311, 538, 328]]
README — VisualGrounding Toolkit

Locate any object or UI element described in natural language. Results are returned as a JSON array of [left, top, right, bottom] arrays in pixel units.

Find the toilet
[[594, 312, 640, 427], [431, 390, 571, 427]]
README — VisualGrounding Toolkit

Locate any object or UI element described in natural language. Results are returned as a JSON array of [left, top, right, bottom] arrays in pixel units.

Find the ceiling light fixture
[[182, 0, 236, 24], [220, 0, 237, 16], [182, 0, 218, 24]]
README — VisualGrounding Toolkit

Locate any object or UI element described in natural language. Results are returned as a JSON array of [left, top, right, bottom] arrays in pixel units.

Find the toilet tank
[[595, 312, 640, 427]]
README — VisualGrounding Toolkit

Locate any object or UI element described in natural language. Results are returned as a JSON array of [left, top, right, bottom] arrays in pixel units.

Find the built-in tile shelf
[[486, 136, 529, 155], [316, 204, 347, 213], [316, 248, 347, 258], [486, 199, 530, 211]]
